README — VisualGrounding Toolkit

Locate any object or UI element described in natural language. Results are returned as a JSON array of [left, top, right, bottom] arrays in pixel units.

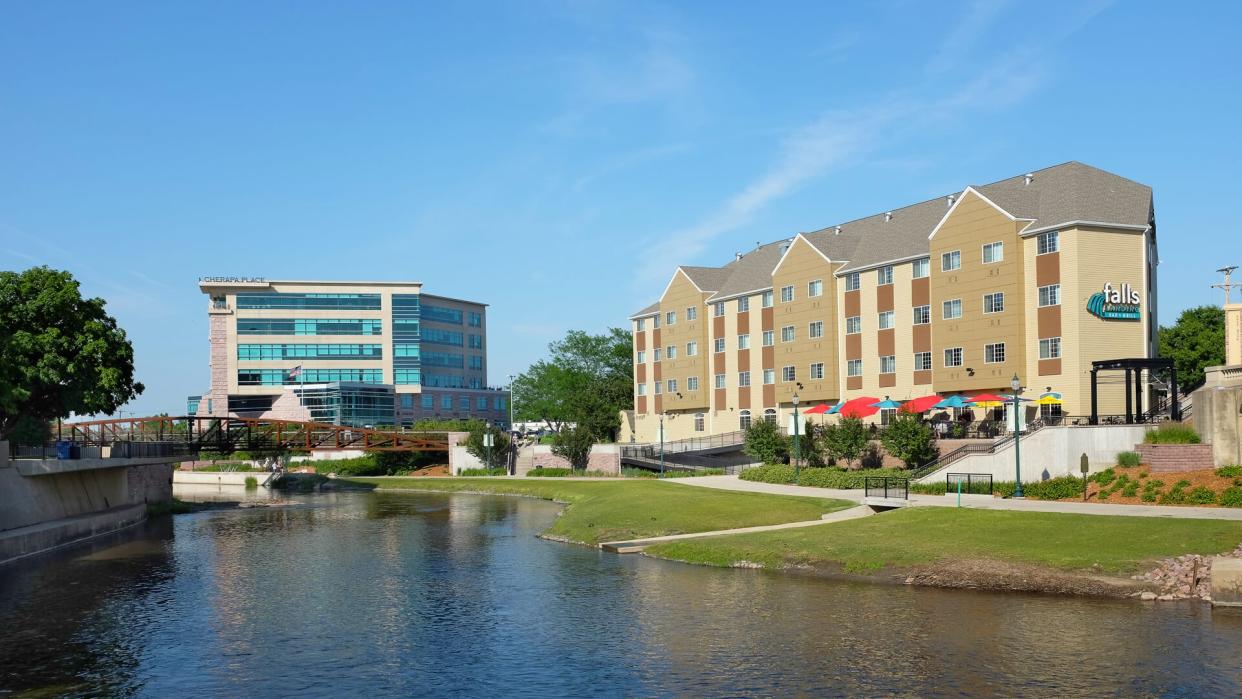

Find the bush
[[739, 464, 796, 484], [1092, 468, 1117, 487], [244, 476, 258, 489], [1219, 487, 1242, 508], [823, 418, 869, 468], [1143, 424, 1201, 444], [1141, 490, 1158, 502], [527, 468, 572, 477], [194, 462, 261, 472], [1216, 465, 1242, 478], [621, 468, 658, 479], [1006, 476, 1086, 500], [1117, 451, 1141, 468], [663, 469, 726, 478], [743, 419, 789, 465], [740, 465, 909, 489], [460, 468, 506, 477], [551, 425, 595, 471], [311, 455, 384, 477], [1098, 488, 1111, 500], [1122, 481, 1140, 498], [879, 414, 939, 468], [1188, 486, 1216, 504]]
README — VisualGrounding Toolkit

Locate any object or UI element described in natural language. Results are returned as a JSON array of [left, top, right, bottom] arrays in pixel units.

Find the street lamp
[[659, 412, 666, 478], [507, 374, 515, 431], [1011, 373, 1024, 499], [792, 392, 801, 480]]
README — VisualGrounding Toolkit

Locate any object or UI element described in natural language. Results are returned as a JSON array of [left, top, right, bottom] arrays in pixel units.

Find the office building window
[[459, 396, 471, 411], [686, 306, 698, 320], [637, 383, 647, 396], [943, 299, 962, 319], [737, 297, 749, 313], [653, 348, 662, 362], [687, 377, 699, 390], [914, 352, 932, 371], [763, 369, 775, 385], [738, 371, 751, 387], [983, 241, 1004, 264], [808, 279, 823, 297], [942, 250, 961, 271], [738, 334, 750, 350], [476, 396, 488, 410], [236, 318, 383, 336], [913, 305, 930, 325], [423, 305, 464, 324], [666, 311, 676, 326], [468, 355, 484, 370], [985, 342, 1006, 363], [422, 394, 434, 409], [944, 347, 963, 367], [781, 325, 795, 342], [912, 258, 930, 279], [739, 410, 752, 430], [1038, 230, 1060, 255], [877, 265, 893, 286], [667, 378, 678, 392], [694, 413, 705, 432], [714, 338, 726, 353], [809, 362, 825, 379], [235, 292, 381, 310], [714, 374, 726, 389], [1040, 337, 1062, 359], [238, 368, 384, 386], [468, 334, 483, 349], [762, 330, 774, 346], [441, 394, 453, 409], [780, 285, 794, 303], [637, 350, 646, 363], [845, 273, 860, 291], [878, 311, 894, 330], [846, 316, 861, 334], [666, 345, 677, 359], [1038, 284, 1061, 307], [686, 341, 697, 356], [762, 290, 774, 307], [782, 366, 796, 382], [984, 292, 1004, 314], [880, 355, 896, 374], [237, 344, 382, 361], [846, 359, 862, 377], [808, 321, 823, 339], [423, 328, 464, 346], [468, 311, 483, 327]]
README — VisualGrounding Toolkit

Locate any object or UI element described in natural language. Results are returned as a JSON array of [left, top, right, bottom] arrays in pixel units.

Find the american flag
[[288, 365, 302, 380]]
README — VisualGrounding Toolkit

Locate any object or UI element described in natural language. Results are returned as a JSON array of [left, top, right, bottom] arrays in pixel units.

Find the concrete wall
[[1193, 366, 1242, 467], [173, 471, 271, 486], [530, 444, 621, 475], [917, 424, 1148, 484]]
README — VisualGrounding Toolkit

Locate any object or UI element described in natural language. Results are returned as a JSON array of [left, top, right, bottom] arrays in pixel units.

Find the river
[[2, 490, 1242, 697]]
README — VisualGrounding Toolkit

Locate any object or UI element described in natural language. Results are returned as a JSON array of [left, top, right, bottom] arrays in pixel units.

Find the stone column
[[1227, 304, 1242, 367]]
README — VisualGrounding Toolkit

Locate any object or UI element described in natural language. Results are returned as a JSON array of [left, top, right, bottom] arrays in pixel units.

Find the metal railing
[[8, 440, 192, 460], [946, 472, 993, 495], [864, 477, 908, 500]]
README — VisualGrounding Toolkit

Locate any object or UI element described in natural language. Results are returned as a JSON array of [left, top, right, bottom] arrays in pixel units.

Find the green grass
[[345, 478, 853, 545], [645, 507, 1242, 575], [1143, 423, 1202, 444]]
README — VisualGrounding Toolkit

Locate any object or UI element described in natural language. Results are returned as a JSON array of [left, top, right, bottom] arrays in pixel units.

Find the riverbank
[[344, 477, 853, 545]]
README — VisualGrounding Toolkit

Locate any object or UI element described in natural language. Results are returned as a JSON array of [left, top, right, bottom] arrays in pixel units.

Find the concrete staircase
[[514, 447, 536, 476], [1136, 443, 1216, 472]]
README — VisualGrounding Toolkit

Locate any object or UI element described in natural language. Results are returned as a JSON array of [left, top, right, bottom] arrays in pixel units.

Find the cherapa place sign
[[1086, 282, 1141, 321], [198, 276, 268, 286]]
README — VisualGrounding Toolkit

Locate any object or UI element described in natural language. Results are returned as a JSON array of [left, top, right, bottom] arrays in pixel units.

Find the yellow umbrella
[[1036, 393, 1063, 406]]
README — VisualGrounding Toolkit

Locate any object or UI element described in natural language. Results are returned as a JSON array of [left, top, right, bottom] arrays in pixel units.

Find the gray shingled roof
[[629, 301, 660, 319], [678, 265, 734, 292]]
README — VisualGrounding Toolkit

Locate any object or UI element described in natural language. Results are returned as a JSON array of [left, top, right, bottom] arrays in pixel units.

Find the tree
[[512, 328, 633, 441], [551, 424, 595, 471], [0, 267, 144, 441], [1158, 305, 1225, 391], [879, 414, 939, 468], [824, 417, 868, 469], [743, 418, 788, 465], [463, 421, 512, 467]]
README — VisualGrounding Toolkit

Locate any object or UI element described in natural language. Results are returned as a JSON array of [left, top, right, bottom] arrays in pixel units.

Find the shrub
[[464, 423, 512, 465], [527, 468, 572, 477], [244, 476, 258, 489], [1018, 476, 1089, 500], [823, 418, 869, 468], [460, 467, 506, 477], [621, 468, 658, 479], [743, 419, 789, 465], [1116, 451, 1141, 468], [1139, 470, 1149, 479], [1174, 479, 1192, 489], [879, 414, 939, 468], [740, 464, 796, 484], [1143, 424, 1201, 444], [1092, 468, 1117, 487], [1122, 481, 1139, 497], [1159, 488, 1188, 505], [797, 467, 908, 489], [1147, 479, 1165, 490], [311, 455, 384, 477], [1216, 465, 1242, 478], [663, 468, 726, 478], [194, 462, 260, 472], [1098, 489, 1111, 500], [1188, 486, 1216, 505], [551, 425, 595, 471], [1141, 490, 1158, 502], [1220, 487, 1242, 508]]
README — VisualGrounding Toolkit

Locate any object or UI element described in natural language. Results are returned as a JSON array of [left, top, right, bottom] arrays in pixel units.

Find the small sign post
[[1080, 453, 1090, 501]]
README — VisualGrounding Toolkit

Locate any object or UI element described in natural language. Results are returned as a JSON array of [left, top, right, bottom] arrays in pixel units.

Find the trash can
[[55, 441, 73, 460]]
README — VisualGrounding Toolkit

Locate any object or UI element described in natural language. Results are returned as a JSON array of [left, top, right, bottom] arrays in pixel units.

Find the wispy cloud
[[924, 0, 1012, 76], [573, 141, 693, 191]]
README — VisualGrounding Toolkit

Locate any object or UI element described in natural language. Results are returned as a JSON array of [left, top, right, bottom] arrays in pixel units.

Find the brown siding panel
[[878, 329, 895, 356], [913, 324, 931, 352], [1039, 358, 1062, 376], [912, 277, 930, 306], [637, 396, 646, 413], [763, 383, 776, 407], [913, 370, 932, 385], [714, 388, 726, 410], [877, 284, 894, 312], [1038, 305, 1062, 339], [762, 345, 774, 370], [879, 373, 896, 388], [636, 333, 645, 351], [636, 364, 646, 382], [1036, 251, 1061, 286], [844, 290, 860, 317], [737, 312, 749, 334], [847, 376, 862, 391], [846, 333, 861, 359]]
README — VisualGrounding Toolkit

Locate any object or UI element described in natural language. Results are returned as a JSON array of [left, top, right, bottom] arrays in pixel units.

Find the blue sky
[[2, 1, 1240, 415]]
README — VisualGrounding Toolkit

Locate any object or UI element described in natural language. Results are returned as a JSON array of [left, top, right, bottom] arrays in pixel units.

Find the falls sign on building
[[1087, 282, 1141, 321]]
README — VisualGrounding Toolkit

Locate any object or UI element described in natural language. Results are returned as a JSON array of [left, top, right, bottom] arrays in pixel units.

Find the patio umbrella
[[901, 395, 943, 413], [969, 392, 1009, 408], [1000, 394, 1035, 402], [1036, 392, 1063, 405], [871, 396, 903, 410], [932, 395, 974, 409], [803, 404, 831, 415], [826, 402, 843, 415], [838, 396, 881, 418]]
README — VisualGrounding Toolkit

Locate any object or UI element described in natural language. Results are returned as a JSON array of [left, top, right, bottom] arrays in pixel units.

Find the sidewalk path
[[675, 475, 1242, 521], [600, 504, 874, 553]]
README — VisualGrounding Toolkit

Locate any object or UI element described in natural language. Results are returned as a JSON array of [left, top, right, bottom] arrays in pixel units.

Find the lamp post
[[507, 374, 515, 431], [1011, 373, 1024, 499], [792, 392, 801, 480], [659, 412, 666, 478]]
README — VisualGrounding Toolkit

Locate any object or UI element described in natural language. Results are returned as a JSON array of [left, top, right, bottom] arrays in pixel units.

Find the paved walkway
[[600, 504, 874, 553], [675, 475, 1242, 521]]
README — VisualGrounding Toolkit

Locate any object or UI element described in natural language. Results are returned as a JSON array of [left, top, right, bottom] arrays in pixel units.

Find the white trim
[[660, 267, 701, 301], [1019, 221, 1150, 237], [927, 187, 1033, 240], [629, 307, 659, 320], [834, 253, 928, 276], [772, 234, 835, 277], [705, 285, 774, 303]]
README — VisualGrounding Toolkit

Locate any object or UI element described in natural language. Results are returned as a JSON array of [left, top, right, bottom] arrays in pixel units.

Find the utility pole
[[1213, 266, 1241, 305]]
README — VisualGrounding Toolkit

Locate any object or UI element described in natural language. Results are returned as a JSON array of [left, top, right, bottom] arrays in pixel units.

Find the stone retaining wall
[[1136, 444, 1217, 472]]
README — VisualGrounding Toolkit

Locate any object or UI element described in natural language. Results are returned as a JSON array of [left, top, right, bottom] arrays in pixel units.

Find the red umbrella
[[803, 403, 831, 415], [901, 395, 943, 413], [969, 393, 1009, 404], [838, 396, 880, 418]]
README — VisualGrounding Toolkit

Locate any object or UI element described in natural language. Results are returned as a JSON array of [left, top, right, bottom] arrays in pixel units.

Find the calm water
[[3, 490, 1242, 697]]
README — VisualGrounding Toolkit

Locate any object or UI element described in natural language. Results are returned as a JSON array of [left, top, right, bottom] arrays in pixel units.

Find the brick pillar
[[207, 311, 231, 416]]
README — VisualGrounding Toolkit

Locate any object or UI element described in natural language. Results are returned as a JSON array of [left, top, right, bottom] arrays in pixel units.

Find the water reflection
[[3, 491, 1242, 696]]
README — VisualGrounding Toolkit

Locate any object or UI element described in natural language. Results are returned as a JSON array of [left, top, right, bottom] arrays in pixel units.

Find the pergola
[[1089, 358, 1179, 425]]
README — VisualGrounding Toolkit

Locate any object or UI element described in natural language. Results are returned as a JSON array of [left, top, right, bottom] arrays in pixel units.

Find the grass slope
[[346, 478, 853, 545], [646, 507, 1242, 575]]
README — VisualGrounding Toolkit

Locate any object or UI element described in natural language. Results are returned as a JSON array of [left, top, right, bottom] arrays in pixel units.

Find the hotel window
[[809, 279, 823, 297], [780, 285, 795, 303], [762, 290, 774, 307], [944, 347, 963, 367], [653, 314, 660, 329], [845, 273, 860, 291], [914, 352, 932, 371], [984, 292, 1004, 314], [687, 377, 699, 390], [655, 381, 662, 395], [686, 341, 698, 356], [637, 319, 646, 331], [666, 345, 677, 359], [714, 338, 726, 353], [846, 359, 862, 377], [781, 325, 795, 342], [713, 302, 726, 317], [782, 365, 796, 382], [637, 350, 646, 363], [740, 410, 752, 430], [983, 241, 1004, 264], [942, 250, 961, 271], [763, 369, 775, 385], [762, 330, 774, 346], [846, 316, 861, 334], [739, 371, 751, 387], [667, 378, 678, 392], [985, 342, 1006, 363], [912, 258, 930, 279], [737, 297, 750, 313], [880, 408, 898, 426], [738, 334, 750, 350], [878, 311, 894, 330], [666, 311, 676, 326], [809, 321, 824, 339], [686, 306, 698, 321], [943, 299, 962, 319], [1040, 403, 1063, 420], [1038, 283, 1061, 307], [694, 413, 705, 432], [715, 374, 726, 389], [877, 265, 893, 286], [763, 408, 778, 425], [810, 362, 825, 380], [914, 305, 930, 325], [653, 348, 662, 362], [1038, 230, 1060, 255], [422, 394, 434, 409], [880, 355, 896, 374], [1040, 337, 1062, 359]]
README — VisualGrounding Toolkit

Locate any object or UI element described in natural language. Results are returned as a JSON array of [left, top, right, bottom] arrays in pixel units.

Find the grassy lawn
[[345, 478, 854, 545], [646, 507, 1242, 575]]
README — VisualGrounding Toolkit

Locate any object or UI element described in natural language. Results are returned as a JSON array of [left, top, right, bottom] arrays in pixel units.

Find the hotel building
[[623, 162, 1158, 442], [191, 279, 509, 428]]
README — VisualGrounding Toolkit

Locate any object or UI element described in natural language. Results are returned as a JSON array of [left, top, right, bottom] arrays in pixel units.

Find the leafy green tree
[[824, 417, 869, 469], [879, 414, 939, 468], [464, 422, 512, 467], [1158, 305, 1225, 391], [551, 424, 595, 471], [743, 418, 788, 465], [512, 328, 632, 441], [0, 267, 144, 441], [798, 420, 827, 467]]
